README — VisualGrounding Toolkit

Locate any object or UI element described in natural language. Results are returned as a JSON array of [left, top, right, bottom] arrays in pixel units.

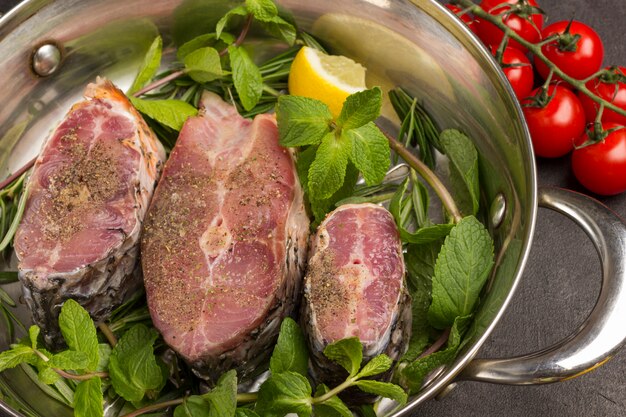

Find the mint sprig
[[276, 87, 390, 223]]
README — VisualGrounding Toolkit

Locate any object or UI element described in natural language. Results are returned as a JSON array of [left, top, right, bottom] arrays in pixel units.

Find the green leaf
[[229, 45, 263, 111], [177, 33, 235, 60], [398, 316, 468, 394], [245, 0, 278, 21], [310, 162, 359, 226], [184, 47, 223, 83], [402, 241, 442, 362], [440, 129, 479, 216], [235, 410, 260, 417], [130, 97, 198, 131], [312, 384, 352, 417], [73, 377, 103, 417], [49, 350, 90, 371], [337, 88, 382, 130], [354, 380, 407, 405], [358, 404, 377, 417], [308, 132, 351, 200], [259, 15, 297, 46], [296, 145, 318, 192], [277, 95, 333, 147], [38, 367, 60, 385], [255, 372, 312, 417], [270, 318, 309, 376], [29, 325, 39, 349], [174, 396, 210, 417], [129, 36, 162, 94], [356, 354, 392, 379], [96, 344, 111, 373], [58, 299, 99, 371], [203, 369, 237, 417], [108, 324, 163, 402], [428, 216, 494, 329], [0, 345, 36, 372], [346, 122, 390, 186], [399, 224, 454, 244], [323, 337, 362, 377], [216, 6, 248, 39]]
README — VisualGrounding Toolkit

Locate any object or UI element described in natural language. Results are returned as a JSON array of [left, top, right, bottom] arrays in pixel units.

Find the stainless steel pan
[[0, 0, 625, 416]]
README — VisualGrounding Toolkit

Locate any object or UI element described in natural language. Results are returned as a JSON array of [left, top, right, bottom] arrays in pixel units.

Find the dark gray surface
[[0, 0, 625, 416]]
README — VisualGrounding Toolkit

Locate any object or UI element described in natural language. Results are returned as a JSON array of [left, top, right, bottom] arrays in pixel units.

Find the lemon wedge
[[288, 46, 366, 117]]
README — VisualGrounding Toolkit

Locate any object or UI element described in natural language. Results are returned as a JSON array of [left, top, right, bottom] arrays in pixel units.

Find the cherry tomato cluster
[[445, 1, 626, 196]]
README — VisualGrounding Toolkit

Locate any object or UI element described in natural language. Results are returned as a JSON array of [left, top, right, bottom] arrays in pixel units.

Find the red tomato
[[491, 45, 534, 100], [475, 0, 543, 52], [534, 21, 604, 83], [445, 4, 477, 33], [572, 122, 626, 195], [522, 85, 586, 158], [578, 67, 626, 125]]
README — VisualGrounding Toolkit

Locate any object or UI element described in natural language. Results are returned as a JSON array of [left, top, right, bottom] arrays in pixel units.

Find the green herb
[[235, 409, 260, 417], [174, 396, 211, 417], [184, 47, 223, 83], [0, 345, 37, 372], [269, 318, 309, 376], [0, 271, 18, 284], [108, 324, 163, 402], [129, 36, 163, 95], [174, 370, 237, 417], [353, 380, 407, 405], [355, 354, 393, 379], [229, 46, 264, 111], [73, 377, 103, 417], [312, 384, 352, 417], [177, 33, 235, 60], [322, 337, 362, 377], [439, 129, 480, 216], [256, 371, 312, 417], [428, 216, 494, 329], [216, 6, 248, 39], [129, 97, 198, 131], [59, 300, 99, 371], [49, 351, 90, 371]]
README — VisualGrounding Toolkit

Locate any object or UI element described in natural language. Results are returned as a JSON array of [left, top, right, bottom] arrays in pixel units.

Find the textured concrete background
[[0, 0, 624, 416]]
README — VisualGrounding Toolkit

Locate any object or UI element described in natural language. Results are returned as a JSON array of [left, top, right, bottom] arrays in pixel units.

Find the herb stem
[[98, 322, 118, 347], [0, 157, 35, 191], [384, 132, 463, 223], [456, 0, 626, 118], [132, 70, 186, 97], [120, 398, 184, 417], [54, 368, 109, 381], [311, 377, 356, 404], [231, 14, 254, 51], [236, 392, 258, 403], [418, 327, 451, 359]]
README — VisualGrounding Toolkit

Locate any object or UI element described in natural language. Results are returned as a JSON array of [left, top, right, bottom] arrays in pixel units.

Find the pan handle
[[460, 187, 626, 384]]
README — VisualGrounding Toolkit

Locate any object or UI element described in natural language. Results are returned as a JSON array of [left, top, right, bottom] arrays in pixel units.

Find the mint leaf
[[440, 129, 479, 216], [358, 405, 377, 417], [310, 162, 359, 226], [174, 396, 209, 417], [109, 324, 163, 402], [270, 318, 309, 376], [59, 300, 98, 371], [184, 47, 223, 83], [236, 410, 260, 417], [229, 46, 263, 111], [29, 325, 39, 349], [50, 351, 89, 371], [74, 377, 103, 417], [308, 132, 351, 200], [0, 345, 36, 371], [259, 15, 297, 46], [38, 367, 60, 385], [129, 36, 162, 94], [402, 241, 442, 361], [345, 122, 389, 186], [130, 97, 198, 131], [354, 380, 407, 405], [428, 216, 494, 329], [216, 6, 248, 39], [96, 344, 111, 373], [255, 372, 312, 417], [177, 33, 235, 60], [323, 337, 362, 377], [399, 316, 468, 394], [399, 224, 453, 244], [313, 384, 352, 417], [296, 145, 318, 192], [245, 0, 278, 21], [203, 369, 237, 417], [337, 88, 381, 130], [276, 96, 332, 147], [355, 354, 392, 379]]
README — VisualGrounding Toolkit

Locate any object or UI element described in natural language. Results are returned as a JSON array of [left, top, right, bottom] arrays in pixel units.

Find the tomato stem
[[457, 0, 626, 119]]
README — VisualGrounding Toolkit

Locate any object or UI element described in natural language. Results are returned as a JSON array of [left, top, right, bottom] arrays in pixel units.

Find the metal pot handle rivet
[[459, 187, 626, 384]]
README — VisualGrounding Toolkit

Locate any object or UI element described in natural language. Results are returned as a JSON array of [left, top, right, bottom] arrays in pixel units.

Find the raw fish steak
[[141, 92, 309, 381], [14, 78, 166, 346], [302, 203, 411, 387]]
